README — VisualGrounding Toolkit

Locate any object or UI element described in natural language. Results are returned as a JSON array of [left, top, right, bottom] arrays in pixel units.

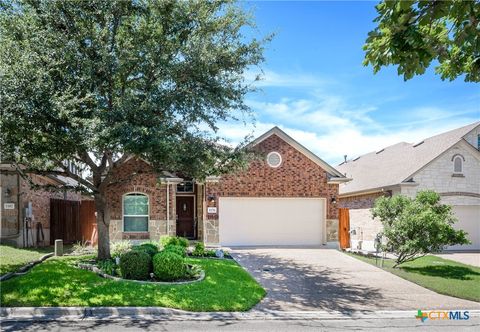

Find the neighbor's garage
[[219, 197, 325, 246], [448, 205, 480, 251]]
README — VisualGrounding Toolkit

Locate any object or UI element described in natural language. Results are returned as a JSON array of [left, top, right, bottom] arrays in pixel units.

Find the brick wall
[[205, 133, 339, 220], [338, 191, 387, 210], [104, 158, 174, 240]]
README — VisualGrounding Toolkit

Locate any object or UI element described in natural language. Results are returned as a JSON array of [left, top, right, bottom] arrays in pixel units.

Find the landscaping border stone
[[77, 262, 205, 285], [0, 253, 54, 282]]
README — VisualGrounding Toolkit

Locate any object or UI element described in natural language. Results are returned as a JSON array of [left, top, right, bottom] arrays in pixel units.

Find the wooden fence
[[338, 207, 350, 249], [50, 199, 96, 245]]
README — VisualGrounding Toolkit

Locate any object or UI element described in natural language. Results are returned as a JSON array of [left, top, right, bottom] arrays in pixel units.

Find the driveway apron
[[230, 248, 480, 312]]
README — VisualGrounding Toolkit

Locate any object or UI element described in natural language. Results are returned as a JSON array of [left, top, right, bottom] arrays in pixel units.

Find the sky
[[215, 1, 480, 165]]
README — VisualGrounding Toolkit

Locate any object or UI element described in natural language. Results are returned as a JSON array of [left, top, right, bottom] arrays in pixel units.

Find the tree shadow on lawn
[[400, 265, 480, 280]]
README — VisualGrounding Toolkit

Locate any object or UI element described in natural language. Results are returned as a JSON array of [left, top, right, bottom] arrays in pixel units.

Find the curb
[[1, 307, 479, 322]]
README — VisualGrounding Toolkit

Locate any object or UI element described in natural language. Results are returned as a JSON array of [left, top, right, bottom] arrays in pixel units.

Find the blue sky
[[215, 1, 479, 165]]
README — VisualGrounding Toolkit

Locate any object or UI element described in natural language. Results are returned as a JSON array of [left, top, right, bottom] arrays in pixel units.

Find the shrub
[[205, 249, 217, 257], [191, 242, 205, 257], [160, 236, 189, 248], [132, 243, 159, 257], [153, 251, 186, 281], [97, 259, 116, 275], [119, 250, 152, 280], [111, 240, 132, 259], [72, 241, 97, 256], [163, 244, 186, 257]]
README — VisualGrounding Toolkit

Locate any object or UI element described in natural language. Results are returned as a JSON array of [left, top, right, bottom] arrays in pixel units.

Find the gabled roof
[[249, 126, 348, 180], [337, 121, 480, 195]]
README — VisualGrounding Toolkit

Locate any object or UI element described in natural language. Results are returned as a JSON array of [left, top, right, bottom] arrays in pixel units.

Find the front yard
[[346, 253, 480, 302], [0, 245, 53, 275], [0, 256, 266, 311]]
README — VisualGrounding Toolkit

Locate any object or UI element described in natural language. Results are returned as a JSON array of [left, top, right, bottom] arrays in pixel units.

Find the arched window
[[123, 193, 149, 232], [453, 155, 463, 174]]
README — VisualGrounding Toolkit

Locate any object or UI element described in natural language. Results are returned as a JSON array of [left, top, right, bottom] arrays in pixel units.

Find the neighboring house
[[337, 122, 480, 251], [106, 127, 350, 246], [0, 161, 83, 247]]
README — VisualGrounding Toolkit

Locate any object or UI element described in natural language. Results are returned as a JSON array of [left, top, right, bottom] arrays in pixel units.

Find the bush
[[191, 242, 205, 257], [205, 249, 217, 257], [153, 251, 186, 281], [163, 244, 186, 257], [160, 236, 189, 248], [132, 243, 159, 257], [119, 250, 152, 280], [97, 259, 116, 275], [111, 240, 132, 259]]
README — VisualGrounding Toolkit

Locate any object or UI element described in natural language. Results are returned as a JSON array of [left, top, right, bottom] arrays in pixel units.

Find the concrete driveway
[[230, 248, 480, 312]]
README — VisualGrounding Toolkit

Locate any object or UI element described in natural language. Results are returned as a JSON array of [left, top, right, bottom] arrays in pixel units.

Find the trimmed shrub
[[132, 243, 159, 257], [163, 244, 186, 257], [160, 236, 189, 248], [111, 240, 132, 259], [191, 242, 205, 257], [119, 250, 152, 280], [153, 251, 186, 281]]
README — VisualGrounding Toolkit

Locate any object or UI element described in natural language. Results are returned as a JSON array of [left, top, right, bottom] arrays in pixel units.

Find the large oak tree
[[0, 0, 268, 259]]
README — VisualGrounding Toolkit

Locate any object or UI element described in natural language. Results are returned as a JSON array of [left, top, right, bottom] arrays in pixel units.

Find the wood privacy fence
[[338, 207, 350, 249], [50, 199, 96, 245]]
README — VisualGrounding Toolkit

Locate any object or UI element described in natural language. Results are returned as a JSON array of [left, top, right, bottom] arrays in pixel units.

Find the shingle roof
[[337, 122, 480, 195]]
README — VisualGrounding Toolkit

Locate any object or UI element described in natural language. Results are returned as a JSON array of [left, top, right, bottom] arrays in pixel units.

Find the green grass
[[346, 253, 480, 302], [0, 256, 266, 311], [0, 245, 53, 275]]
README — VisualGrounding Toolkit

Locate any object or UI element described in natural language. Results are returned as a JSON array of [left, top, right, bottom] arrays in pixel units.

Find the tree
[[372, 191, 469, 267], [0, 0, 268, 259], [364, 0, 480, 82]]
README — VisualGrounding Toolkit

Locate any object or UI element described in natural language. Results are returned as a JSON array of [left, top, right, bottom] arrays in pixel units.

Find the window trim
[[452, 155, 464, 174], [266, 151, 282, 168], [122, 192, 149, 233]]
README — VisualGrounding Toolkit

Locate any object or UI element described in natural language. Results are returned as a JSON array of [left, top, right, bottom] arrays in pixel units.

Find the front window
[[453, 156, 463, 174], [123, 193, 149, 232]]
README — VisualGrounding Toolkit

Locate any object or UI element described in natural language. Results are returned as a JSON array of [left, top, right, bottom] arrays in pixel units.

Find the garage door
[[447, 205, 480, 251], [219, 197, 325, 246]]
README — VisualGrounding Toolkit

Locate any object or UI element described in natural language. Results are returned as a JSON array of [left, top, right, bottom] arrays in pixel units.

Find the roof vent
[[413, 141, 424, 147], [376, 149, 385, 154]]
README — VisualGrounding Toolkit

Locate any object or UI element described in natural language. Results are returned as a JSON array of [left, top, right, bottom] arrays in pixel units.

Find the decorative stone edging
[[0, 253, 54, 282], [77, 263, 205, 285]]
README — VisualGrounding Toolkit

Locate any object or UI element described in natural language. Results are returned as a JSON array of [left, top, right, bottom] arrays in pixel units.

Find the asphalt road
[[2, 318, 479, 332]]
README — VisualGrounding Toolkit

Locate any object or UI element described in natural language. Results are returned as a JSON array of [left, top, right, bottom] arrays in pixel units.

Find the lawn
[[0, 245, 53, 275], [346, 252, 480, 302], [0, 256, 266, 311]]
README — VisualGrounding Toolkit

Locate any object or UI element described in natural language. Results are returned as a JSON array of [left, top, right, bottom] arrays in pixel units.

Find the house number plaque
[[207, 207, 217, 214]]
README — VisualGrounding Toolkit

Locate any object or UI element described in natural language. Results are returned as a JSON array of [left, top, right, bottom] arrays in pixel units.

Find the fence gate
[[338, 207, 350, 249], [50, 199, 81, 244]]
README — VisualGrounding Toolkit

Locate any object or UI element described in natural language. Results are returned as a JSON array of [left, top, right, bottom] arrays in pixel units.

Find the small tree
[[372, 190, 469, 267]]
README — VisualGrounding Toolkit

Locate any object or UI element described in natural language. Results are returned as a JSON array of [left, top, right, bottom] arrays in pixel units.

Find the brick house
[[106, 127, 350, 246], [337, 122, 480, 251], [0, 163, 83, 247]]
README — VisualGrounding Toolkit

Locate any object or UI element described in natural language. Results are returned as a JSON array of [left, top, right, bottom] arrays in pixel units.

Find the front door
[[176, 196, 195, 238]]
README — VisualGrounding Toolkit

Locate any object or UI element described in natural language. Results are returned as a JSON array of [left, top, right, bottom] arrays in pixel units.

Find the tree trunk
[[94, 192, 111, 260]]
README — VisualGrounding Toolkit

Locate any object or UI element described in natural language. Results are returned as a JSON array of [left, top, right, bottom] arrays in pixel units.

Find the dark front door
[[176, 196, 195, 238]]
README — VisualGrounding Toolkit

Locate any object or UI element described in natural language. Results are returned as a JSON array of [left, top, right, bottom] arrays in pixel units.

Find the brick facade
[[203, 133, 340, 244], [1, 171, 81, 247], [338, 191, 387, 210]]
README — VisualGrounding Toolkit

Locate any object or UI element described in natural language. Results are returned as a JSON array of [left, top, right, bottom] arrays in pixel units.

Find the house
[[0, 162, 84, 247], [337, 122, 480, 251], [106, 127, 350, 246]]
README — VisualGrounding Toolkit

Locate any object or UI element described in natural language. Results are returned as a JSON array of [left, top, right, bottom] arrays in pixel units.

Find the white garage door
[[448, 205, 480, 251], [219, 197, 325, 246]]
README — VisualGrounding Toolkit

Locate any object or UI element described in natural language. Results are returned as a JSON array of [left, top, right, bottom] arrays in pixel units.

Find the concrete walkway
[[435, 252, 480, 267], [230, 248, 480, 312]]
